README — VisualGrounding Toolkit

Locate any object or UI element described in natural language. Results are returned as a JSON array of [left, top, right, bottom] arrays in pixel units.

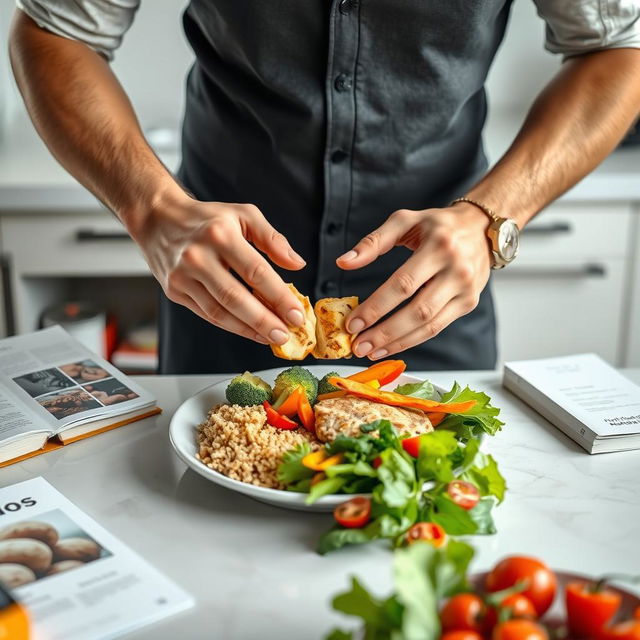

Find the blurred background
[[0, 0, 639, 371]]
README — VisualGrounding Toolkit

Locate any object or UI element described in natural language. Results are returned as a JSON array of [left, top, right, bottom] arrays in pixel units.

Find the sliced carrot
[[276, 386, 304, 417], [346, 360, 406, 386], [366, 379, 381, 389], [316, 390, 346, 402], [328, 376, 476, 414], [297, 392, 316, 432], [426, 412, 446, 427]]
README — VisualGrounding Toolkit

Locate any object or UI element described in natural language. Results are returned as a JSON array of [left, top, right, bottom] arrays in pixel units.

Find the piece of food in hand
[[565, 580, 622, 637], [0, 538, 52, 573], [225, 371, 273, 406], [273, 366, 319, 406], [314, 396, 433, 443], [52, 537, 101, 563], [318, 372, 341, 396], [0, 563, 36, 588], [270, 284, 317, 360], [0, 521, 59, 548], [486, 556, 557, 617], [312, 296, 359, 359], [47, 560, 85, 575]]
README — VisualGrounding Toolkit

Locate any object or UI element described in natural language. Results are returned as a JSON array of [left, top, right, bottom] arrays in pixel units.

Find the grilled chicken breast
[[313, 296, 359, 359], [314, 396, 433, 443], [270, 284, 317, 360]]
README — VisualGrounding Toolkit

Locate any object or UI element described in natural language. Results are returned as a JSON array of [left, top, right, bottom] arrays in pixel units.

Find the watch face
[[498, 219, 519, 262]]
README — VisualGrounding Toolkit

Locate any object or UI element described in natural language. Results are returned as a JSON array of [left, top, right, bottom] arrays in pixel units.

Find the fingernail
[[355, 341, 373, 357], [370, 348, 388, 360], [289, 249, 306, 265], [339, 250, 358, 262], [287, 309, 305, 327], [269, 328, 289, 344], [348, 318, 365, 334]]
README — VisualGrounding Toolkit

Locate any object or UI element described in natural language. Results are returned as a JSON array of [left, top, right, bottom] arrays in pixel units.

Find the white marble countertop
[[0, 370, 638, 640], [1, 110, 639, 212]]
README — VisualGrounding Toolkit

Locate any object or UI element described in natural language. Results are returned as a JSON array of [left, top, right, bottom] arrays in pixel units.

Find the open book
[[0, 326, 160, 466], [503, 353, 640, 454]]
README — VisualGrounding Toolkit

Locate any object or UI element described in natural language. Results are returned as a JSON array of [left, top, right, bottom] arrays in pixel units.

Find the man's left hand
[[337, 202, 492, 359]]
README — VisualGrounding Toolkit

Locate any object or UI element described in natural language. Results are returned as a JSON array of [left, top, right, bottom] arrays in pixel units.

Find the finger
[[366, 296, 473, 359], [352, 271, 456, 357], [346, 246, 447, 336], [241, 205, 306, 270], [218, 239, 307, 328], [336, 209, 415, 270], [169, 281, 271, 345], [184, 258, 292, 344]]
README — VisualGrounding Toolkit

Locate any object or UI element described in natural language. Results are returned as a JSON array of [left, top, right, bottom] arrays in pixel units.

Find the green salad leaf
[[393, 379, 439, 401], [277, 442, 314, 487]]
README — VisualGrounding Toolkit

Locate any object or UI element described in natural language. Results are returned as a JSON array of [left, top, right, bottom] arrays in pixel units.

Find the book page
[[506, 353, 640, 437], [0, 478, 193, 640], [0, 326, 156, 432], [0, 385, 51, 441]]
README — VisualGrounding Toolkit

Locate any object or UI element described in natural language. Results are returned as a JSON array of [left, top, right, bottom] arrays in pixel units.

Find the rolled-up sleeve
[[16, 0, 140, 60], [534, 0, 640, 58]]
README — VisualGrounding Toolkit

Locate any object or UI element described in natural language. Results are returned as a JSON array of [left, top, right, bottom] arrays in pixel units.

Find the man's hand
[[132, 192, 307, 345], [337, 202, 491, 359]]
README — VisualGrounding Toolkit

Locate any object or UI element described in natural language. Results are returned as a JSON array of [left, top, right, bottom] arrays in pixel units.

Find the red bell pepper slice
[[262, 401, 298, 430]]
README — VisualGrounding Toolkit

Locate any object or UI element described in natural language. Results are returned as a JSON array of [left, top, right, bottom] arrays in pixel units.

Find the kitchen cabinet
[[491, 202, 636, 365]]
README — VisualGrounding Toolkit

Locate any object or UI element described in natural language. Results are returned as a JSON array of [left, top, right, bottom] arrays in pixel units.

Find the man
[[9, 1, 640, 373]]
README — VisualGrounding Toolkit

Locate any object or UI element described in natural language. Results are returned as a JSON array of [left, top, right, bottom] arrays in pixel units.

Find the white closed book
[[503, 353, 640, 454]]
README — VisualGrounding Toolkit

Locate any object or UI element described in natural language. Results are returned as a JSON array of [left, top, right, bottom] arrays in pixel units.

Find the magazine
[[0, 326, 160, 466], [0, 477, 193, 639]]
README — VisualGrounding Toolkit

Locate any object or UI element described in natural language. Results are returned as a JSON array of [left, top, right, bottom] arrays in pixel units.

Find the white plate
[[169, 365, 433, 512]]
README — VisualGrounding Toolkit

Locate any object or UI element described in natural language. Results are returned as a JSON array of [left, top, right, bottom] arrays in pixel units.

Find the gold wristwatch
[[451, 197, 520, 269]]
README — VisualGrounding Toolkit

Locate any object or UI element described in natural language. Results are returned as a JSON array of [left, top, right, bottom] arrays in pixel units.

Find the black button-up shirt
[[170, 0, 508, 371]]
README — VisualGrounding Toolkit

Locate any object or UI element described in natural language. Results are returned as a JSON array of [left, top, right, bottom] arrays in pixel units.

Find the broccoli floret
[[318, 372, 341, 395], [225, 371, 272, 406], [272, 366, 319, 406]]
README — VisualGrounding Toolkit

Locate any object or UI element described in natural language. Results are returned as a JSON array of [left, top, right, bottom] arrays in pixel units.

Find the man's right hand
[[130, 191, 307, 345]]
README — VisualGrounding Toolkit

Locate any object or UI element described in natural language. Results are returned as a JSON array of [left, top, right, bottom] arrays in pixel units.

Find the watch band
[[450, 196, 501, 223]]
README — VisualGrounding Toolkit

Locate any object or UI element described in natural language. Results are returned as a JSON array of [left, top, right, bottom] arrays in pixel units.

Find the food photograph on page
[[1, 0, 639, 638]]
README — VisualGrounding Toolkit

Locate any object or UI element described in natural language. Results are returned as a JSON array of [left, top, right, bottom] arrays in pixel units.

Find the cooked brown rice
[[196, 403, 320, 489]]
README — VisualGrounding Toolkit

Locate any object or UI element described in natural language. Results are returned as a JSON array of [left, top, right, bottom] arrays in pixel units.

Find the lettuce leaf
[[394, 379, 440, 401], [438, 382, 504, 439], [276, 442, 315, 485]]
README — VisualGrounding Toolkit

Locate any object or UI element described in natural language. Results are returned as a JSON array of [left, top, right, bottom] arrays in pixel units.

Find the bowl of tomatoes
[[440, 556, 640, 640]]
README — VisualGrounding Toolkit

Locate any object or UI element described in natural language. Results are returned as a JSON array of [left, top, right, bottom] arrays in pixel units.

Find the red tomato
[[635, 606, 640, 620], [486, 557, 557, 616], [565, 581, 621, 637], [333, 497, 371, 529], [406, 522, 447, 547], [401, 435, 422, 458], [372, 457, 382, 469], [447, 480, 480, 510], [492, 619, 548, 640], [601, 621, 640, 640], [440, 593, 485, 632], [483, 594, 537, 633], [441, 632, 483, 640]]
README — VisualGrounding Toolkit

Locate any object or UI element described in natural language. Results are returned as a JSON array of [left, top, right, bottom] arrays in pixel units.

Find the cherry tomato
[[401, 435, 422, 458], [440, 593, 485, 632], [372, 457, 382, 469], [333, 497, 371, 529], [601, 621, 640, 640], [486, 557, 557, 616], [483, 594, 537, 633], [406, 522, 447, 547], [565, 581, 621, 637], [441, 631, 484, 640], [447, 480, 480, 510], [492, 619, 548, 640]]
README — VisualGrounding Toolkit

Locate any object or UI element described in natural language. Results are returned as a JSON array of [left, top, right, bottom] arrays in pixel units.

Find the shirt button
[[331, 149, 349, 163], [334, 74, 352, 92], [327, 222, 343, 236], [321, 280, 339, 295], [339, 0, 356, 14]]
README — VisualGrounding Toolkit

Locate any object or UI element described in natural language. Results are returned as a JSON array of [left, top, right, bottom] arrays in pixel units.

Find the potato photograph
[[0, 521, 59, 548]]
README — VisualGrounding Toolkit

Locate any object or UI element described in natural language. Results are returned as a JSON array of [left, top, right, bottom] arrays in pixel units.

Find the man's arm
[[9, 9, 306, 346], [340, 48, 640, 360]]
